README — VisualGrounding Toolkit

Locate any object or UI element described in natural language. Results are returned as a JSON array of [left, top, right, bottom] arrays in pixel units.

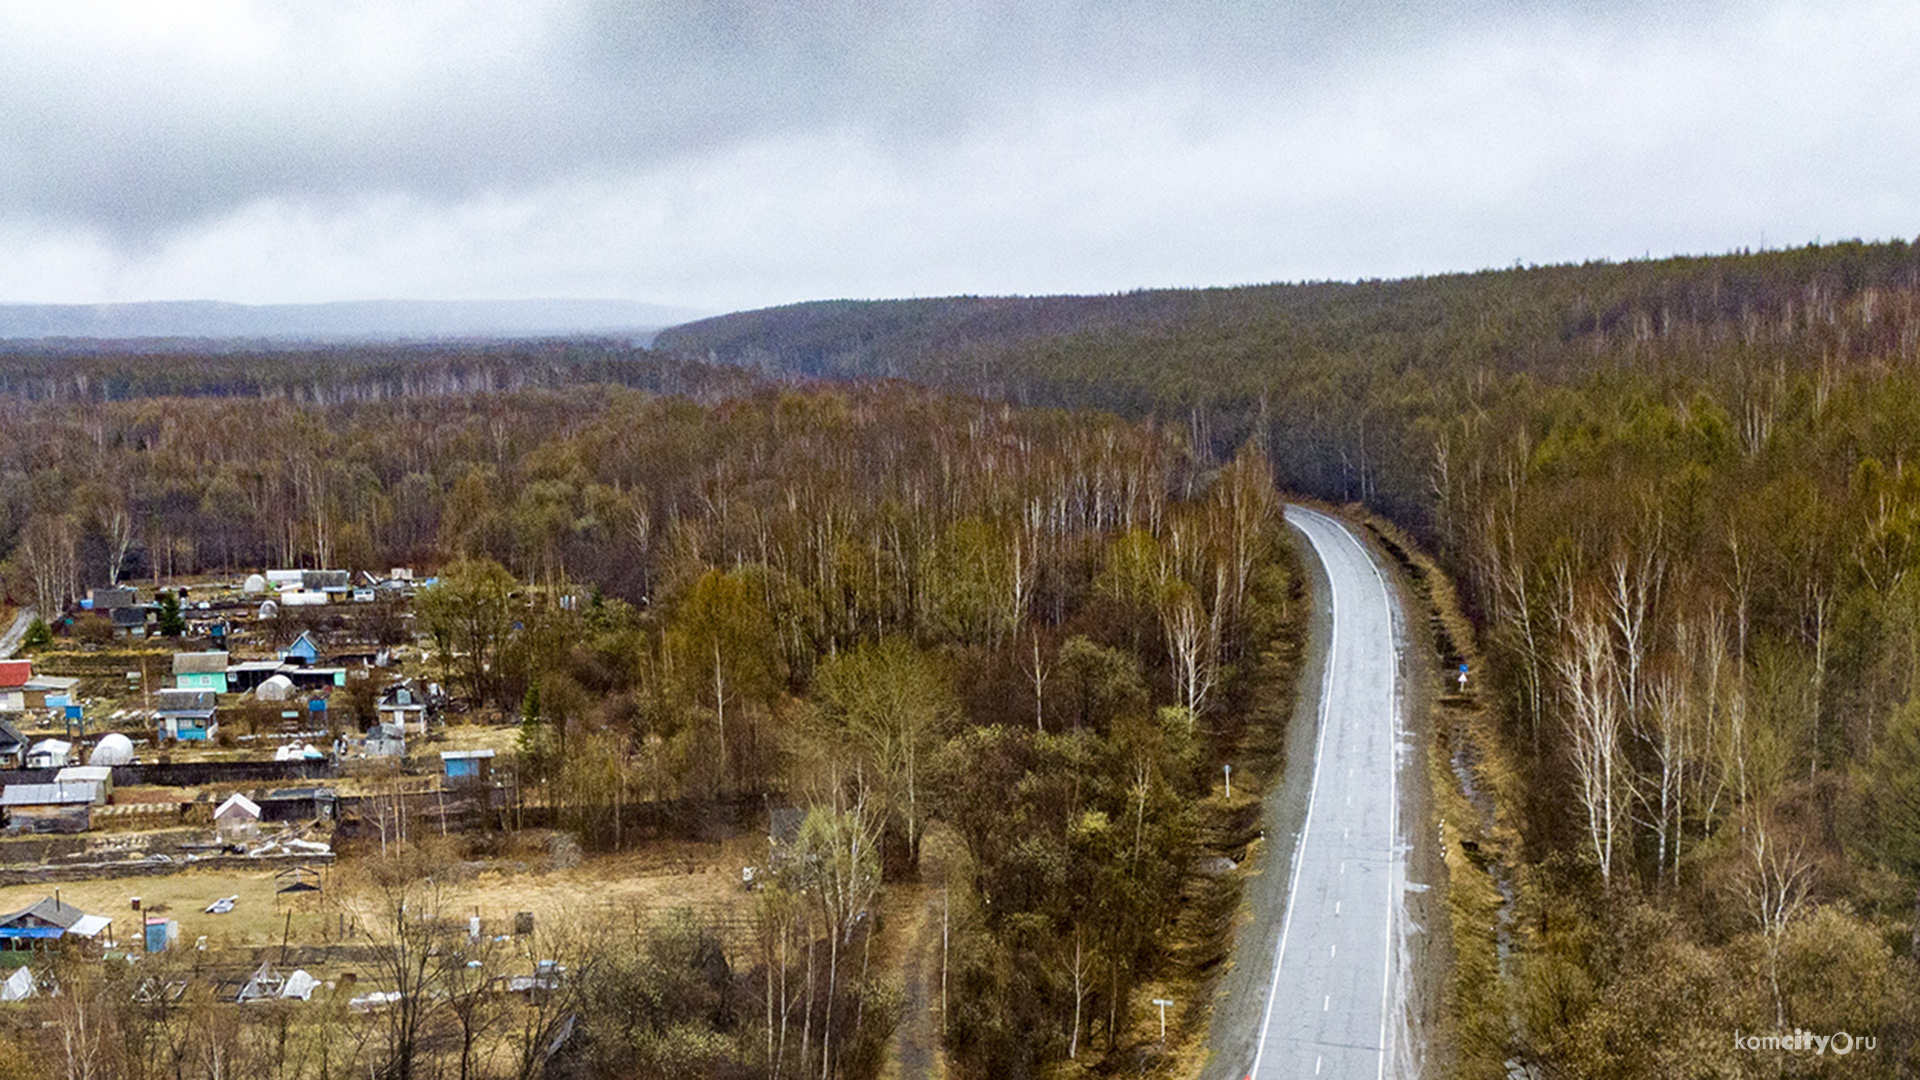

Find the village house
[[85, 587, 137, 612], [282, 630, 321, 666], [286, 666, 347, 690], [24, 738, 72, 768], [0, 717, 25, 769], [20, 674, 79, 710], [0, 896, 112, 951], [155, 688, 218, 742], [227, 659, 284, 694], [173, 650, 231, 693], [0, 660, 31, 712], [378, 680, 429, 733], [110, 605, 150, 638]]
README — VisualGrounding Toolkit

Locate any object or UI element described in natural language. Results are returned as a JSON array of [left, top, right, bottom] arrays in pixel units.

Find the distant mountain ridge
[[0, 298, 710, 342], [649, 242, 1920, 390]]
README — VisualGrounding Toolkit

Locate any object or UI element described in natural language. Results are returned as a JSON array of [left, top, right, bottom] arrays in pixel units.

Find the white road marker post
[[1152, 998, 1174, 1042], [1224, 763, 1232, 800]]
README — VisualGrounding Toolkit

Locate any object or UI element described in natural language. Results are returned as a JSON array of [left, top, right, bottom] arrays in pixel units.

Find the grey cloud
[[0, 0, 1717, 242]]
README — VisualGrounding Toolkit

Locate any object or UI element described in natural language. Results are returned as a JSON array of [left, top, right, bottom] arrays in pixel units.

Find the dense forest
[[656, 239, 1920, 1076], [0, 378, 1300, 1079], [12, 237, 1920, 1075]]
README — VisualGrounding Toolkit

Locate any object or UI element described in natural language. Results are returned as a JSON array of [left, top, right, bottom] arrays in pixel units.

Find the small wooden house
[[155, 688, 218, 742], [24, 739, 71, 769], [282, 631, 321, 666], [0, 661, 30, 713], [440, 749, 494, 786], [378, 681, 428, 733], [366, 722, 405, 758], [173, 651, 231, 694], [1, 784, 94, 833], [0, 896, 110, 951], [0, 718, 25, 769], [53, 766, 113, 805]]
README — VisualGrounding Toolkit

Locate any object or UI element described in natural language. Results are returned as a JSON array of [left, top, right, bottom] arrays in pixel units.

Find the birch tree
[[1556, 598, 1629, 888]]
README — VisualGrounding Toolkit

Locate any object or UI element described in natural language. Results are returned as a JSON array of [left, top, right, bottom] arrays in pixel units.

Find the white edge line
[[1348, 523, 1401, 1080], [1251, 506, 1343, 1078]]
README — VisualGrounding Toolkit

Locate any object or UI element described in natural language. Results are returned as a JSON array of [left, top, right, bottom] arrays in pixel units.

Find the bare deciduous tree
[[1739, 820, 1815, 1028], [1556, 597, 1629, 888]]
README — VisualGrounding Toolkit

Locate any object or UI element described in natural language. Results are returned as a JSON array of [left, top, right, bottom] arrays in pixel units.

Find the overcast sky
[[0, 0, 1914, 314]]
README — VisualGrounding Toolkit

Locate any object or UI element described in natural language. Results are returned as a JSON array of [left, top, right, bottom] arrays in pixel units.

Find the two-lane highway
[[1246, 506, 1407, 1079]]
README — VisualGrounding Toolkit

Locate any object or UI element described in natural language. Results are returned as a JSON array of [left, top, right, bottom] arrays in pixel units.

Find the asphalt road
[[1243, 507, 1408, 1080]]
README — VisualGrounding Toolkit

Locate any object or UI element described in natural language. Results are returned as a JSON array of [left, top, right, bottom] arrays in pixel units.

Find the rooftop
[[173, 651, 230, 675], [0, 782, 98, 806]]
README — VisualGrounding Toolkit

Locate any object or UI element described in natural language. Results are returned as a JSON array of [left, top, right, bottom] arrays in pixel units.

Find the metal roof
[[173, 651, 231, 675], [155, 688, 218, 712], [1, 782, 98, 806], [0, 895, 88, 930]]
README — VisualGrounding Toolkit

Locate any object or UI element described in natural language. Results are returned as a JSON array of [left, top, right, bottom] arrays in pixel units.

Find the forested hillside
[[656, 239, 1920, 1075], [0, 373, 1299, 1078]]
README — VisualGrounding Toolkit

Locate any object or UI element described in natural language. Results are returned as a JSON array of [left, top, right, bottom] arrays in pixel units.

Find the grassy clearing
[[0, 835, 763, 957], [0, 868, 322, 949], [399, 839, 763, 936]]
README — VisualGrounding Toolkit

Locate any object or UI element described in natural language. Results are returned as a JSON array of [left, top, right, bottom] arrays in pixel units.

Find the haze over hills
[[0, 298, 711, 343]]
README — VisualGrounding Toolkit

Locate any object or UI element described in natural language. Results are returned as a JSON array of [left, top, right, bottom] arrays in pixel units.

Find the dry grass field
[[0, 834, 764, 954], [0, 869, 319, 950]]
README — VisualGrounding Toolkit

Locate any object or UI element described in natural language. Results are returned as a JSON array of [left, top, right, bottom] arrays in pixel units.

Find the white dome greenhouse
[[88, 733, 136, 766]]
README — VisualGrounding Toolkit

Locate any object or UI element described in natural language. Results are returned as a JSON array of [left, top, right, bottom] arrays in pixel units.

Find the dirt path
[[880, 870, 948, 1080], [0, 608, 35, 658]]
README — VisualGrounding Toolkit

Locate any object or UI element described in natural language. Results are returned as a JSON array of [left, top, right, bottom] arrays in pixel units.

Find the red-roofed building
[[0, 661, 30, 712]]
